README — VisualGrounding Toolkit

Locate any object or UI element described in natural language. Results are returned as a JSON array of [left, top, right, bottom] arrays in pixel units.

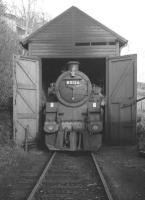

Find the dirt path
[[94, 146, 145, 200]]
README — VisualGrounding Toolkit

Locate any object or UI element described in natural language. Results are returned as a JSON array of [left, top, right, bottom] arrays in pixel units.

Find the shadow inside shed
[[41, 58, 106, 144], [41, 58, 106, 100]]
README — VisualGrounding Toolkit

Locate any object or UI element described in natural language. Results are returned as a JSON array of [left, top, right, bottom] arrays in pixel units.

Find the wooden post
[[24, 125, 29, 152]]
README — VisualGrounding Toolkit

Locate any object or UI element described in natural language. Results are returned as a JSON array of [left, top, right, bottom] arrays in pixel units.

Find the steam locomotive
[[43, 61, 104, 151]]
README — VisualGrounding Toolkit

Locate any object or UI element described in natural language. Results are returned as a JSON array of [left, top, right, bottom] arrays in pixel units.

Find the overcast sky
[[5, 0, 145, 82]]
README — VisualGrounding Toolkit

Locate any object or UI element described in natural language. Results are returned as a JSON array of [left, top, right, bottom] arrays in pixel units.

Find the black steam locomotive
[[44, 61, 104, 151]]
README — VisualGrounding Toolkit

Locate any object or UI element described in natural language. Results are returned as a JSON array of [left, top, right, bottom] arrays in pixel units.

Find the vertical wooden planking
[[38, 58, 43, 133], [36, 57, 39, 137], [13, 56, 40, 145], [115, 42, 120, 56], [13, 55, 17, 142], [105, 57, 110, 142], [107, 54, 137, 144]]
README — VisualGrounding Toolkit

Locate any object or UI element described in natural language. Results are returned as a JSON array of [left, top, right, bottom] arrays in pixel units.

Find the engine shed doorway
[[41, 57, 107, 142], [13, 54, 136, 146]]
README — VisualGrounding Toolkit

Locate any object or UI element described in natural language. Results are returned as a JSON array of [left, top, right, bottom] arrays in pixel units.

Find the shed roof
[[21, 6, 128, 49]]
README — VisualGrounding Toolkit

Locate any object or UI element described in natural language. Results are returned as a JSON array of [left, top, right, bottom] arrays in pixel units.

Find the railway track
[[27, 152, 113, 200]]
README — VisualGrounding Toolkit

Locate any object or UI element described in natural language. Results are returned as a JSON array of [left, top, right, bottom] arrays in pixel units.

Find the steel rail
[[91, 153, 114, 200], [27, 152, 56, 200], [27, 152, 113, 200]]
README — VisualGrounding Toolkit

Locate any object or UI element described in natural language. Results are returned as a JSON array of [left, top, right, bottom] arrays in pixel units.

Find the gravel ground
[[0, 110, 53, 200], [1, 111, 145, 200], [94, 146, 145, 200], [0, 145, 51, 200], [0, 144, 145, 200]]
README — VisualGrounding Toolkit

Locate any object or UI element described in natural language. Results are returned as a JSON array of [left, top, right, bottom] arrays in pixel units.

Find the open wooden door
[[106, 54, 137, 144], [13, 56, 39, 145]]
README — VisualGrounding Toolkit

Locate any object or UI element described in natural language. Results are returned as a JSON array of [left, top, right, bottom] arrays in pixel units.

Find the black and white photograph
[[0, 0, 145, 199]]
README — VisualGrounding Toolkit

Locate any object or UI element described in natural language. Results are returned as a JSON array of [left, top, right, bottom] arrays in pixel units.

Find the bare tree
[[0, 0, 50, 108], [0, 0, 5, 16], [7, 0, 51, 35], [0, 0, 20, 61]]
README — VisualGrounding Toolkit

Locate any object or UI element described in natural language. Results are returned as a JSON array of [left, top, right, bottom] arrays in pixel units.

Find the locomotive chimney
[[68, 61, 79, 72]]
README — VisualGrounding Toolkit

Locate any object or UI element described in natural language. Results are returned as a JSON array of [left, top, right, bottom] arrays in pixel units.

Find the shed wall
[[27, 8, 120, 58], [29, 43, 119, 57]]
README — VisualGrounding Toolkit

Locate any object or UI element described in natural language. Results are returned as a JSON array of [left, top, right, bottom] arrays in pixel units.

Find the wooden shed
[[13, 6, 137, 146]]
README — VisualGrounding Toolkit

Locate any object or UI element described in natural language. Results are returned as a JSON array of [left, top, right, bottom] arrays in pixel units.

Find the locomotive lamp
[[47, 126, 54, 131], [50, 102, 54, 107], [44, 121, 59, 133], [93, 102, 97, 107], [89, 122, 103, 133], [92, 125, 99, 131]]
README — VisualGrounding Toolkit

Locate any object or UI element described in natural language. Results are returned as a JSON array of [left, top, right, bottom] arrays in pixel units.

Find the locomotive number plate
[[66, 80, 80, 85]]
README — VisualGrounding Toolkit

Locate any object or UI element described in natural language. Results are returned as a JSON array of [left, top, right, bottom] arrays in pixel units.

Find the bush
[[0, 111, 13, 144], [137, 114, 145, 152], [0, 1, 21, 109]]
